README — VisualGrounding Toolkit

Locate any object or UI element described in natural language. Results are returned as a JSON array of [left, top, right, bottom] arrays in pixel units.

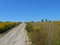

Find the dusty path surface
[[0, 23, 31, 45]]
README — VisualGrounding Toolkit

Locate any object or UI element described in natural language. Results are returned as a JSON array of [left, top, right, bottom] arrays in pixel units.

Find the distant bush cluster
[[41, 19, 52, 22]]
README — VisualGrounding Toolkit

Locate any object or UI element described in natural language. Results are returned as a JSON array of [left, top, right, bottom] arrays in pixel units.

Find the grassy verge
[[25, 22, 48, 45], [25, 22, 60, 45]]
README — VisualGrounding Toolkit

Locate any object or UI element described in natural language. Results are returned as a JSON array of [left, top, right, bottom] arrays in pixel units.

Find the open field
[[0, 21, 60, 45], [26, 22, 60, 45]]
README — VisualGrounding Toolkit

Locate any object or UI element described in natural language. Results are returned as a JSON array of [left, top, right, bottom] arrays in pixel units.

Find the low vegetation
[[26, 22, 60, 45], [26, 22, 47, 45], [0, 22, 21, 33]]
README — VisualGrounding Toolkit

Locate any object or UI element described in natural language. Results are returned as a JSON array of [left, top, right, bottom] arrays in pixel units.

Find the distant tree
[[45, 19, 48, 22], [49, 20, 51, 22], [31, 21, 34, 23], [0, 21, 1, 22], [41, 19, 44, 22]]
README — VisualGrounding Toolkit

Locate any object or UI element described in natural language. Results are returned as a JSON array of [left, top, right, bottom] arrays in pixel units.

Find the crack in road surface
[[0, 23, 31, 45]]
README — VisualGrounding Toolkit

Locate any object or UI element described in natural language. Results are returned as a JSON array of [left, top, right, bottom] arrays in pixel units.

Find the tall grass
[[26, 22, 60, 45], [26, 22, 47, 45]]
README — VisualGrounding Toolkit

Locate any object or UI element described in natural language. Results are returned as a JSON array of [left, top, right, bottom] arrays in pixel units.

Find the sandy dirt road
[[0, 23, 31, 45]]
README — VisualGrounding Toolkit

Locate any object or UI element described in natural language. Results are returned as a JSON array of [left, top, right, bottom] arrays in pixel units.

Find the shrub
[[0, 22, 20, 33]]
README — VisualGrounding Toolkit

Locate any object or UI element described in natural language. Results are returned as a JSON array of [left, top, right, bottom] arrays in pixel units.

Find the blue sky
[[0, 0, 60, 22]]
